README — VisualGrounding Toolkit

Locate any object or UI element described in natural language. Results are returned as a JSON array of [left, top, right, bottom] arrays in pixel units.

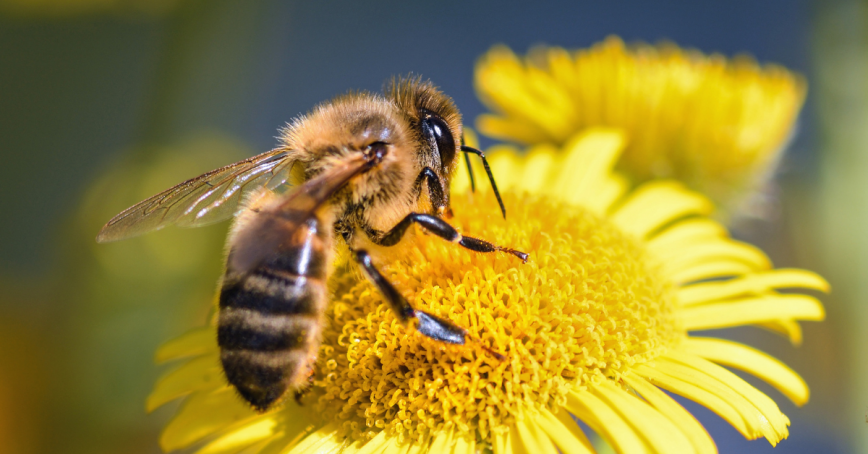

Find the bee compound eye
[[420, 114, 456, 171]]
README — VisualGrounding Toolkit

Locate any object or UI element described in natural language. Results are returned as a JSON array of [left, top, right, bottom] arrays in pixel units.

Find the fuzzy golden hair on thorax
[[279, 91, 413, 169]]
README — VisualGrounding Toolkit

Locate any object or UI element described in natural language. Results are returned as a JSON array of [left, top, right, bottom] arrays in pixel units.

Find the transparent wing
[[272, 152, 371, 214], [228, 152, 373, 273], [97, 148, 296, 242]]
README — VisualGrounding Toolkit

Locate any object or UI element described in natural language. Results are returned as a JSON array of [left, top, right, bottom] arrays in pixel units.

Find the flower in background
[[148, 129, 825, 454], [475, 37, 806, 216]]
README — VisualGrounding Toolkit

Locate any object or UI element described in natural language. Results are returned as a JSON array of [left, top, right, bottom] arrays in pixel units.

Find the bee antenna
[[460, 145, 506, 219], [460, 136, 477, 193]]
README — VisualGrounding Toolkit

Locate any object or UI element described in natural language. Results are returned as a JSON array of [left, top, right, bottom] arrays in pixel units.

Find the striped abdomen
[[218, 214, 331, 411]]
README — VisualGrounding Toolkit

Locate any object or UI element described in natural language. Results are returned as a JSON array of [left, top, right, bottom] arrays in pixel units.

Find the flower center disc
[[309, 191, 679, 443]]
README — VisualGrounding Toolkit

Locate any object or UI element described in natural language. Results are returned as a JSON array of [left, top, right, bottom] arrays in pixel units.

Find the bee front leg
[[352, 250, 465, 344], [412, 167, 449, 217], [369, 213, 528, 263]]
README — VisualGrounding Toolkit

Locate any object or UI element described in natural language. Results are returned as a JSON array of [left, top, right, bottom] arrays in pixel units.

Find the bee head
[[385, 75, 462, 181]]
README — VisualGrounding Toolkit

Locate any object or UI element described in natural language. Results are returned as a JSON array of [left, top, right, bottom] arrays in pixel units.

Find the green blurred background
[[0, 1, 863, 453]]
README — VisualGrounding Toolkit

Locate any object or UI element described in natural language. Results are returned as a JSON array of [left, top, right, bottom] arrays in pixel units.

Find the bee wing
[[97, 148, 296, 243], [273, 152, 371, 214], [229, 152, 372, 273]]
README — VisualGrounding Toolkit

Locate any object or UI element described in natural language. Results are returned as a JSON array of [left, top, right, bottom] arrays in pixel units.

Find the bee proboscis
[[98, 76, 528, 411]]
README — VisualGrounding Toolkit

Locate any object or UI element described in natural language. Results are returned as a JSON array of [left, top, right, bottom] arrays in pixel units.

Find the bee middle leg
[[367, 213, 528, 263], [352, 250, 466, 344]]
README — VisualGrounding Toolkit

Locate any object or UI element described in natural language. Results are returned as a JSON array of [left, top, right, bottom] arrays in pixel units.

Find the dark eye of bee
[[420, 113, 456, 171]]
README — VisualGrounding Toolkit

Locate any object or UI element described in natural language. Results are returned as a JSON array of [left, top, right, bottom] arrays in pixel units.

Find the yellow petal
[[147, 353, 223, 412], [516, 144, 559, 194], [756, 319, 803, 345], [544, 46, 577, 88], [402, 435, 431, 454], [477, 62, 563, 138], [487, 147, 524, 193], [195, 417, 279, 454], [478, 59, 574, 141], [646, 219, 726, 256], [661, 352, 790, 444], [523, 65, 580, 135], [363, 437, 417, 454], [509, 427, 532, 454], [661, 241, 771, 276], [350, 430, 391, 454], [610, 181, 713, 239], [585, 174, 629, 215], [552, 129, 626, 208], [670, 260, 755, 284], [565, 389, 649, 453], [428, 426, 455, 453], [593, 380, 694, 453], [155, 327, 215, 363], [160, 388, 258, 452], [680, 294, 824, 330], [240, 437, 279, 454], [624, 374, 717, 454], [677, 269, 830, 306], [477, 115, 551, 145], [684, 337, 809, 405], [255, 427, 314, 454], [492, 430, 513, 454], [451, 431, 476, 454], [286, 423, 340, 454], [634, 363, 754, 440], [537, 409, 594, 454], [254, 437, 287, 454], [649, 356, 785, 443], [450, 166, 471, 196], [515, 418, 558, 454], [294, 436, 345, 454]]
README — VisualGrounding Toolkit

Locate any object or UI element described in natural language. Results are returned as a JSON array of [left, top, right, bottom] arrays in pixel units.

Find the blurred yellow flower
[[148, 129, 825, 454], [475, 37, 806, 215]]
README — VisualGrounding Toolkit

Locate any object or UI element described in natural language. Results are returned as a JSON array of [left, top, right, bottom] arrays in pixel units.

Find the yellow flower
[[147, 129, 825, 454], [475, 37, 806, 215]]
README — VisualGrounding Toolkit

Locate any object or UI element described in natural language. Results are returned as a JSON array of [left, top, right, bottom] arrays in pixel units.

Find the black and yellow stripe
[[218, 214, 330, 411]]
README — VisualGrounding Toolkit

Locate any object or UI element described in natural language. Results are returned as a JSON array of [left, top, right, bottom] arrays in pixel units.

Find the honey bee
[[97, 76, 528, 411]]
